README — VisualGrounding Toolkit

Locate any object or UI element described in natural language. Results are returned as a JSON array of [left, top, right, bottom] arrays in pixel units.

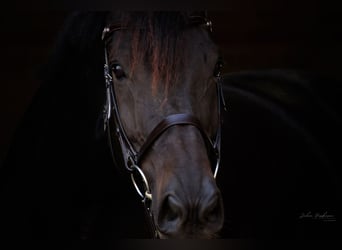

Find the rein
[[101, 14, 226, 238]]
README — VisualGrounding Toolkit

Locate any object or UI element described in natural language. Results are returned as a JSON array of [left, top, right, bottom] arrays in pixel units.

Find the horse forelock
[[106, 11, 205, 95]]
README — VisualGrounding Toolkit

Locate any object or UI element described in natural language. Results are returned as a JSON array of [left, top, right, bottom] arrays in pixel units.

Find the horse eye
[[213, 60, 224, 77], [112, 64, 126, 80]]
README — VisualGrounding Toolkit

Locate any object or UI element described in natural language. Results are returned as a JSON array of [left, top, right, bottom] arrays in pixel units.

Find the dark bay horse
[[100, 12, 225, 238], [1, 11, 225, 239], [1, 12, 341, 243]]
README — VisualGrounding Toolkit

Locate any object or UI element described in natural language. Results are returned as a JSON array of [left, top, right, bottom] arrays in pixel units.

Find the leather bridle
[[101, 14, 226, 238]]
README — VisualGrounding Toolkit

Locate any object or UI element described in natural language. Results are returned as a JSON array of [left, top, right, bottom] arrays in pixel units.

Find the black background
[[0, 4, 341, 246]]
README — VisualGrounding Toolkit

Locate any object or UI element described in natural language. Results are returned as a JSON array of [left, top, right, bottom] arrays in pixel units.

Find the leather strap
[[137, 113, 216, 164]]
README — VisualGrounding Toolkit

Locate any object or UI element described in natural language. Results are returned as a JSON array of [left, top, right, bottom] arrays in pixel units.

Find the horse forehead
[[109, 27, 215, 51]]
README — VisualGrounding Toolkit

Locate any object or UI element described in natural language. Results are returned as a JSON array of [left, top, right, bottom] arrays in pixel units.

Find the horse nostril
[[201, 196, 223, 224], [158, 195, 184, 233], [199, 195, 224, 231]]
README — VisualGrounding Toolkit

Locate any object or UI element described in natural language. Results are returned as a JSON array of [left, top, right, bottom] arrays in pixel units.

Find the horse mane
[[43, 12, 107, 83], [40, 12, 109, 139]]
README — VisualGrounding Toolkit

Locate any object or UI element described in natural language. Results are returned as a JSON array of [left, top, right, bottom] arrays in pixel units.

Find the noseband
[[101, 15, 226, 238]]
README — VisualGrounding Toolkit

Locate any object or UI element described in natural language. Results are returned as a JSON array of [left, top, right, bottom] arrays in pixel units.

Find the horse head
[[102, 12, 224, 238]]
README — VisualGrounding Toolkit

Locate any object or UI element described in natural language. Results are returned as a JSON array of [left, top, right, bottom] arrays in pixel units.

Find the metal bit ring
[[130, 164, 152, 201]]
